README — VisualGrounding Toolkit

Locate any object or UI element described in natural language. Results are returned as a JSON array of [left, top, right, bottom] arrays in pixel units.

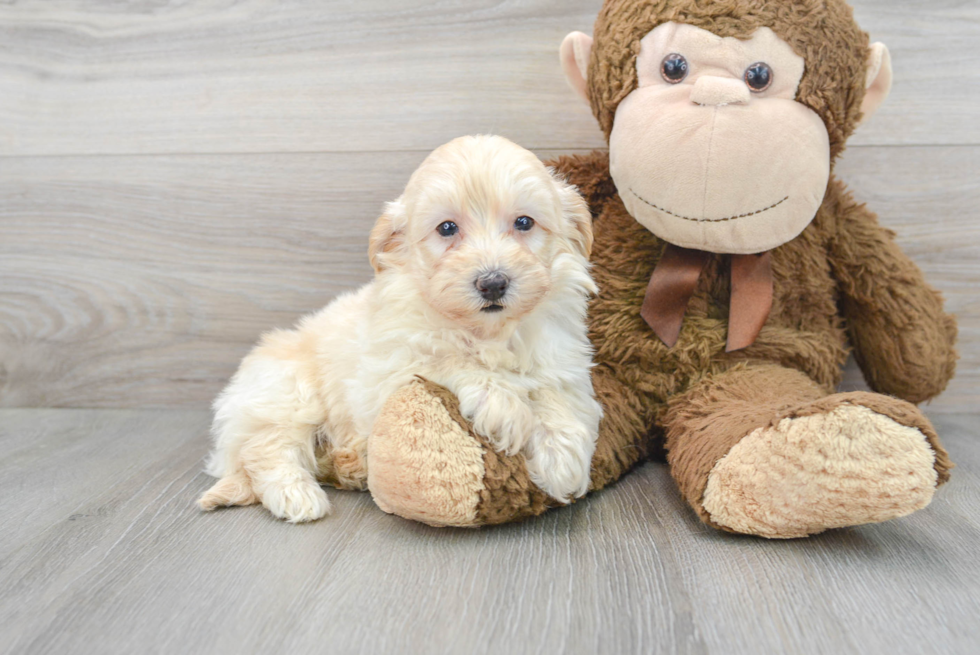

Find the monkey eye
[[744, 62, 773, 92], [514, 216, 535, 232], [437, 221, 459, 237], [660, 54, 689, 84]]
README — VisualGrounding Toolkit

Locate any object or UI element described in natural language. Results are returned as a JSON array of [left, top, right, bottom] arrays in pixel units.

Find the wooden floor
[[0, 410, 977, 655], [2, 1, 980, 653]]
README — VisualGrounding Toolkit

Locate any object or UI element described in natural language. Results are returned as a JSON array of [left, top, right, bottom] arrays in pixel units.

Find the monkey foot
[[368, 378, 553, 527], [701, 402, 945, 539]]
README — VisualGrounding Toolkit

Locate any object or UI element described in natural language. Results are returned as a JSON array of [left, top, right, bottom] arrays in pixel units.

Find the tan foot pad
[[702, 404, 938, 539], [368, 380, 486, 527]]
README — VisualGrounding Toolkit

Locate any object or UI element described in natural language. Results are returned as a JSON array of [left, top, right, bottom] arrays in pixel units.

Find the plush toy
[[362, 0, 958, 538]]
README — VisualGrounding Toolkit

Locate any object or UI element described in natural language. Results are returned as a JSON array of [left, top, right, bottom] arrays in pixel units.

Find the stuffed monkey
[[363, 0, 958, 538]]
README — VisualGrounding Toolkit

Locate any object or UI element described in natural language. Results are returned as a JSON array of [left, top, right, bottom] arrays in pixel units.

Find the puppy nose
[[690, 76, 750, 107], [475, 272, 509, 301]]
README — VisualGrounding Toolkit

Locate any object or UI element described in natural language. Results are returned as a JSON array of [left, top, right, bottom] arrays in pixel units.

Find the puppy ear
[[551, 171, 594, 258], [368, 200, 406, 273]]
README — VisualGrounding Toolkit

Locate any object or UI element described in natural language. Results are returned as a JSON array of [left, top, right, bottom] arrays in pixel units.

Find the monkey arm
[[545, 151, 617, 216], [825, 179, 957, 404]]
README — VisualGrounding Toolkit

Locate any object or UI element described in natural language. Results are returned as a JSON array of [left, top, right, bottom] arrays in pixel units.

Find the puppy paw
[[525, 425, 594, 503], [459, 383, 534, 455], [258, 477, 332, 523]]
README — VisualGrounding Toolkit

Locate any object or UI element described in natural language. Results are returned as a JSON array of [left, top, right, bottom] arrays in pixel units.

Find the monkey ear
[[368, 200, 406, 273], [560, 31, 593, 104], [858, 42, 892, 127], [551, 171, 594, 258]]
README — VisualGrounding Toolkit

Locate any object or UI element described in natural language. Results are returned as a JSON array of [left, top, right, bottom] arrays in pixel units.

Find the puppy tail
[[198, 470, 258, 511]]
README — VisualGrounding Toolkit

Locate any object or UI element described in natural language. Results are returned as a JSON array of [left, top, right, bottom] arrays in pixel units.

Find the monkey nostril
[[475, 272, 509, 301]]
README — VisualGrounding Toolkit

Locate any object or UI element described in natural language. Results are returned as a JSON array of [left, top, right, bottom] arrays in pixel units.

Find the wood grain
[[0, 0, 978, 157], [0, 408, 977, 655], [0, 150, 406, 407], [1, 3, 978, 654], [2, 146, 977, 411]]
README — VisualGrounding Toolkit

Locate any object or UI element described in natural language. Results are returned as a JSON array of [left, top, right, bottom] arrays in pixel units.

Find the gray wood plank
[[0, 0, 977, 157], [0, 150, 410, 408], [0, 409, 977, 655], [2, 146, 976, 411], [0, 408, 210, 559]]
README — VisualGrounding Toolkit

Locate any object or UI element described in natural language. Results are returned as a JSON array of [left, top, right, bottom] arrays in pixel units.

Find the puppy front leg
[[524, 387, 601, 503], [455, 377, 535, 456]]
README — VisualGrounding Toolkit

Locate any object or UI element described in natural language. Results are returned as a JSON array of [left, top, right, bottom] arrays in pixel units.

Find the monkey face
[[608, 23, 831, 254]]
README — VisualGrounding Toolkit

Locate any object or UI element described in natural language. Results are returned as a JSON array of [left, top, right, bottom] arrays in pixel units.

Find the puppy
[[198, 135, 601, 522]]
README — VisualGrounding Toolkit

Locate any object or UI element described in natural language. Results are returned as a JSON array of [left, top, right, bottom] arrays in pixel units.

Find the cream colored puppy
[[198, 135, 601, 522]]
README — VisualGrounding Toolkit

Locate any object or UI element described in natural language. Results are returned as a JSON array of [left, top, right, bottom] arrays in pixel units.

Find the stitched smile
[[629, 188, 789, 223]]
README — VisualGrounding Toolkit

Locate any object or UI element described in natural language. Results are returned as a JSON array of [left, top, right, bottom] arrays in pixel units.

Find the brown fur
[[422, 373, 660, 525], [419, 380, 555, 525], [824, 184, 960, 402], [589, 0, 871, 160], [366, 1, 958, 536], [506, 0, 954, 531], [388, 156, 957, 528], [662, 366, 952, 533], [416, 146, 957, 530], [550, 148, 956, 526], [662, 364, 826, 530], [555, 0, 955, 531]]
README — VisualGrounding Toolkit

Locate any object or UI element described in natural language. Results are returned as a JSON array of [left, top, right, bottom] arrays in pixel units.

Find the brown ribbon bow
[[640, 244, 773, 352]]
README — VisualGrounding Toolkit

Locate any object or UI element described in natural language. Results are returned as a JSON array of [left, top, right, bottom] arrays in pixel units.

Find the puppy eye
[[661, 54, 688, 84], [514, 216, 535, 232], [436, 221, 459, 237], [744, 62, 773, 92]]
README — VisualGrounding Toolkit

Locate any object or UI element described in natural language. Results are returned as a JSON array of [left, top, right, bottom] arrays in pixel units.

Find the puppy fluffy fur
[[199, 135, 601, 522]]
